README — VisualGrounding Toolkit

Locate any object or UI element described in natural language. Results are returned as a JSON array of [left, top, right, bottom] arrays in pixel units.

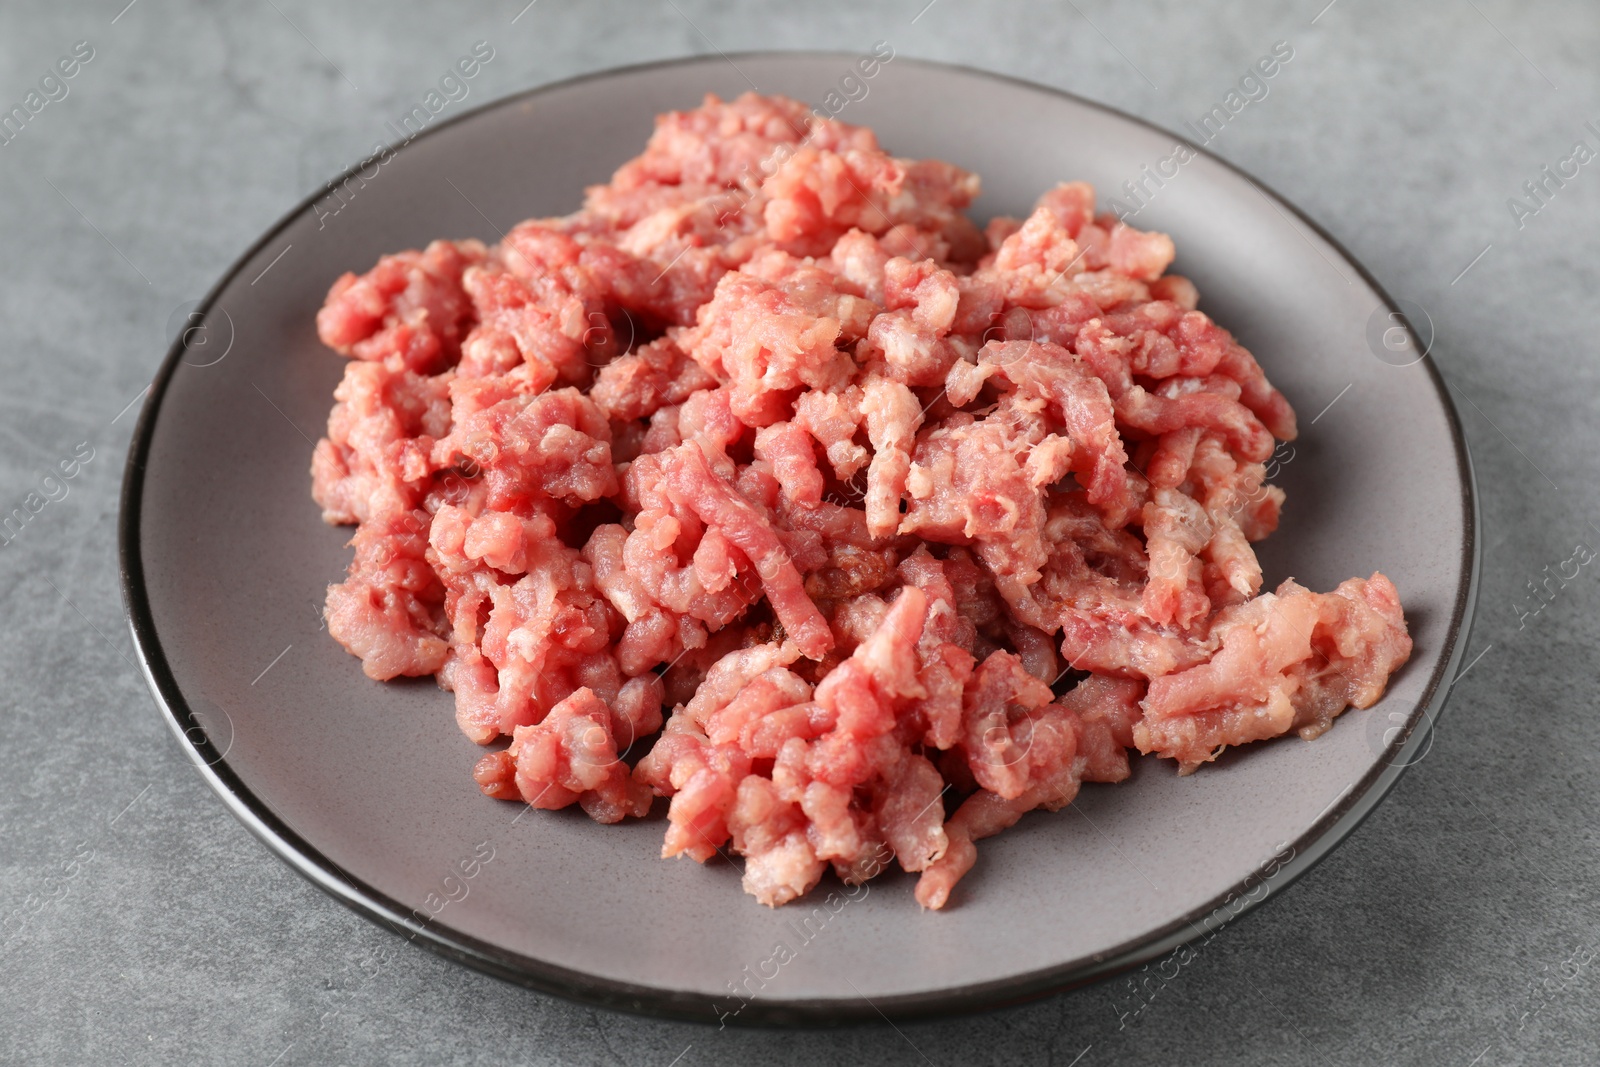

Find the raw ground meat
[[312, 92, 1412, 909]]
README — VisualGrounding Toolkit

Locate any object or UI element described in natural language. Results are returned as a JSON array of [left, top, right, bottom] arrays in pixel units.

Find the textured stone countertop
[[2, 1, 1596, 1063]]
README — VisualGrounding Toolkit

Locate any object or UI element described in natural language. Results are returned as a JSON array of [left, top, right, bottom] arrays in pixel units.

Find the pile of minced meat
[[311, 92, 1412, 909]]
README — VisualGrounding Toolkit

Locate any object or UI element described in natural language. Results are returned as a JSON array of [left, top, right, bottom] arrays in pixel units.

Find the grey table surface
[[1, 0, 1596, 1064]]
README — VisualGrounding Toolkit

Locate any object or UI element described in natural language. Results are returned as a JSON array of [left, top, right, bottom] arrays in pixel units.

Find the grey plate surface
[[120, 53, 1477, 1025]]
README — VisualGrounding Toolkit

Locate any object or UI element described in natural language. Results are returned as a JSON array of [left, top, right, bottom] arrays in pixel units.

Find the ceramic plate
[[120, 53, 1478, 1025]]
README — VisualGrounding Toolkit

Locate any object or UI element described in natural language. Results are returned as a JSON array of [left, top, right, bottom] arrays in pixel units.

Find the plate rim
[[117, 50, 1481, 1027]]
